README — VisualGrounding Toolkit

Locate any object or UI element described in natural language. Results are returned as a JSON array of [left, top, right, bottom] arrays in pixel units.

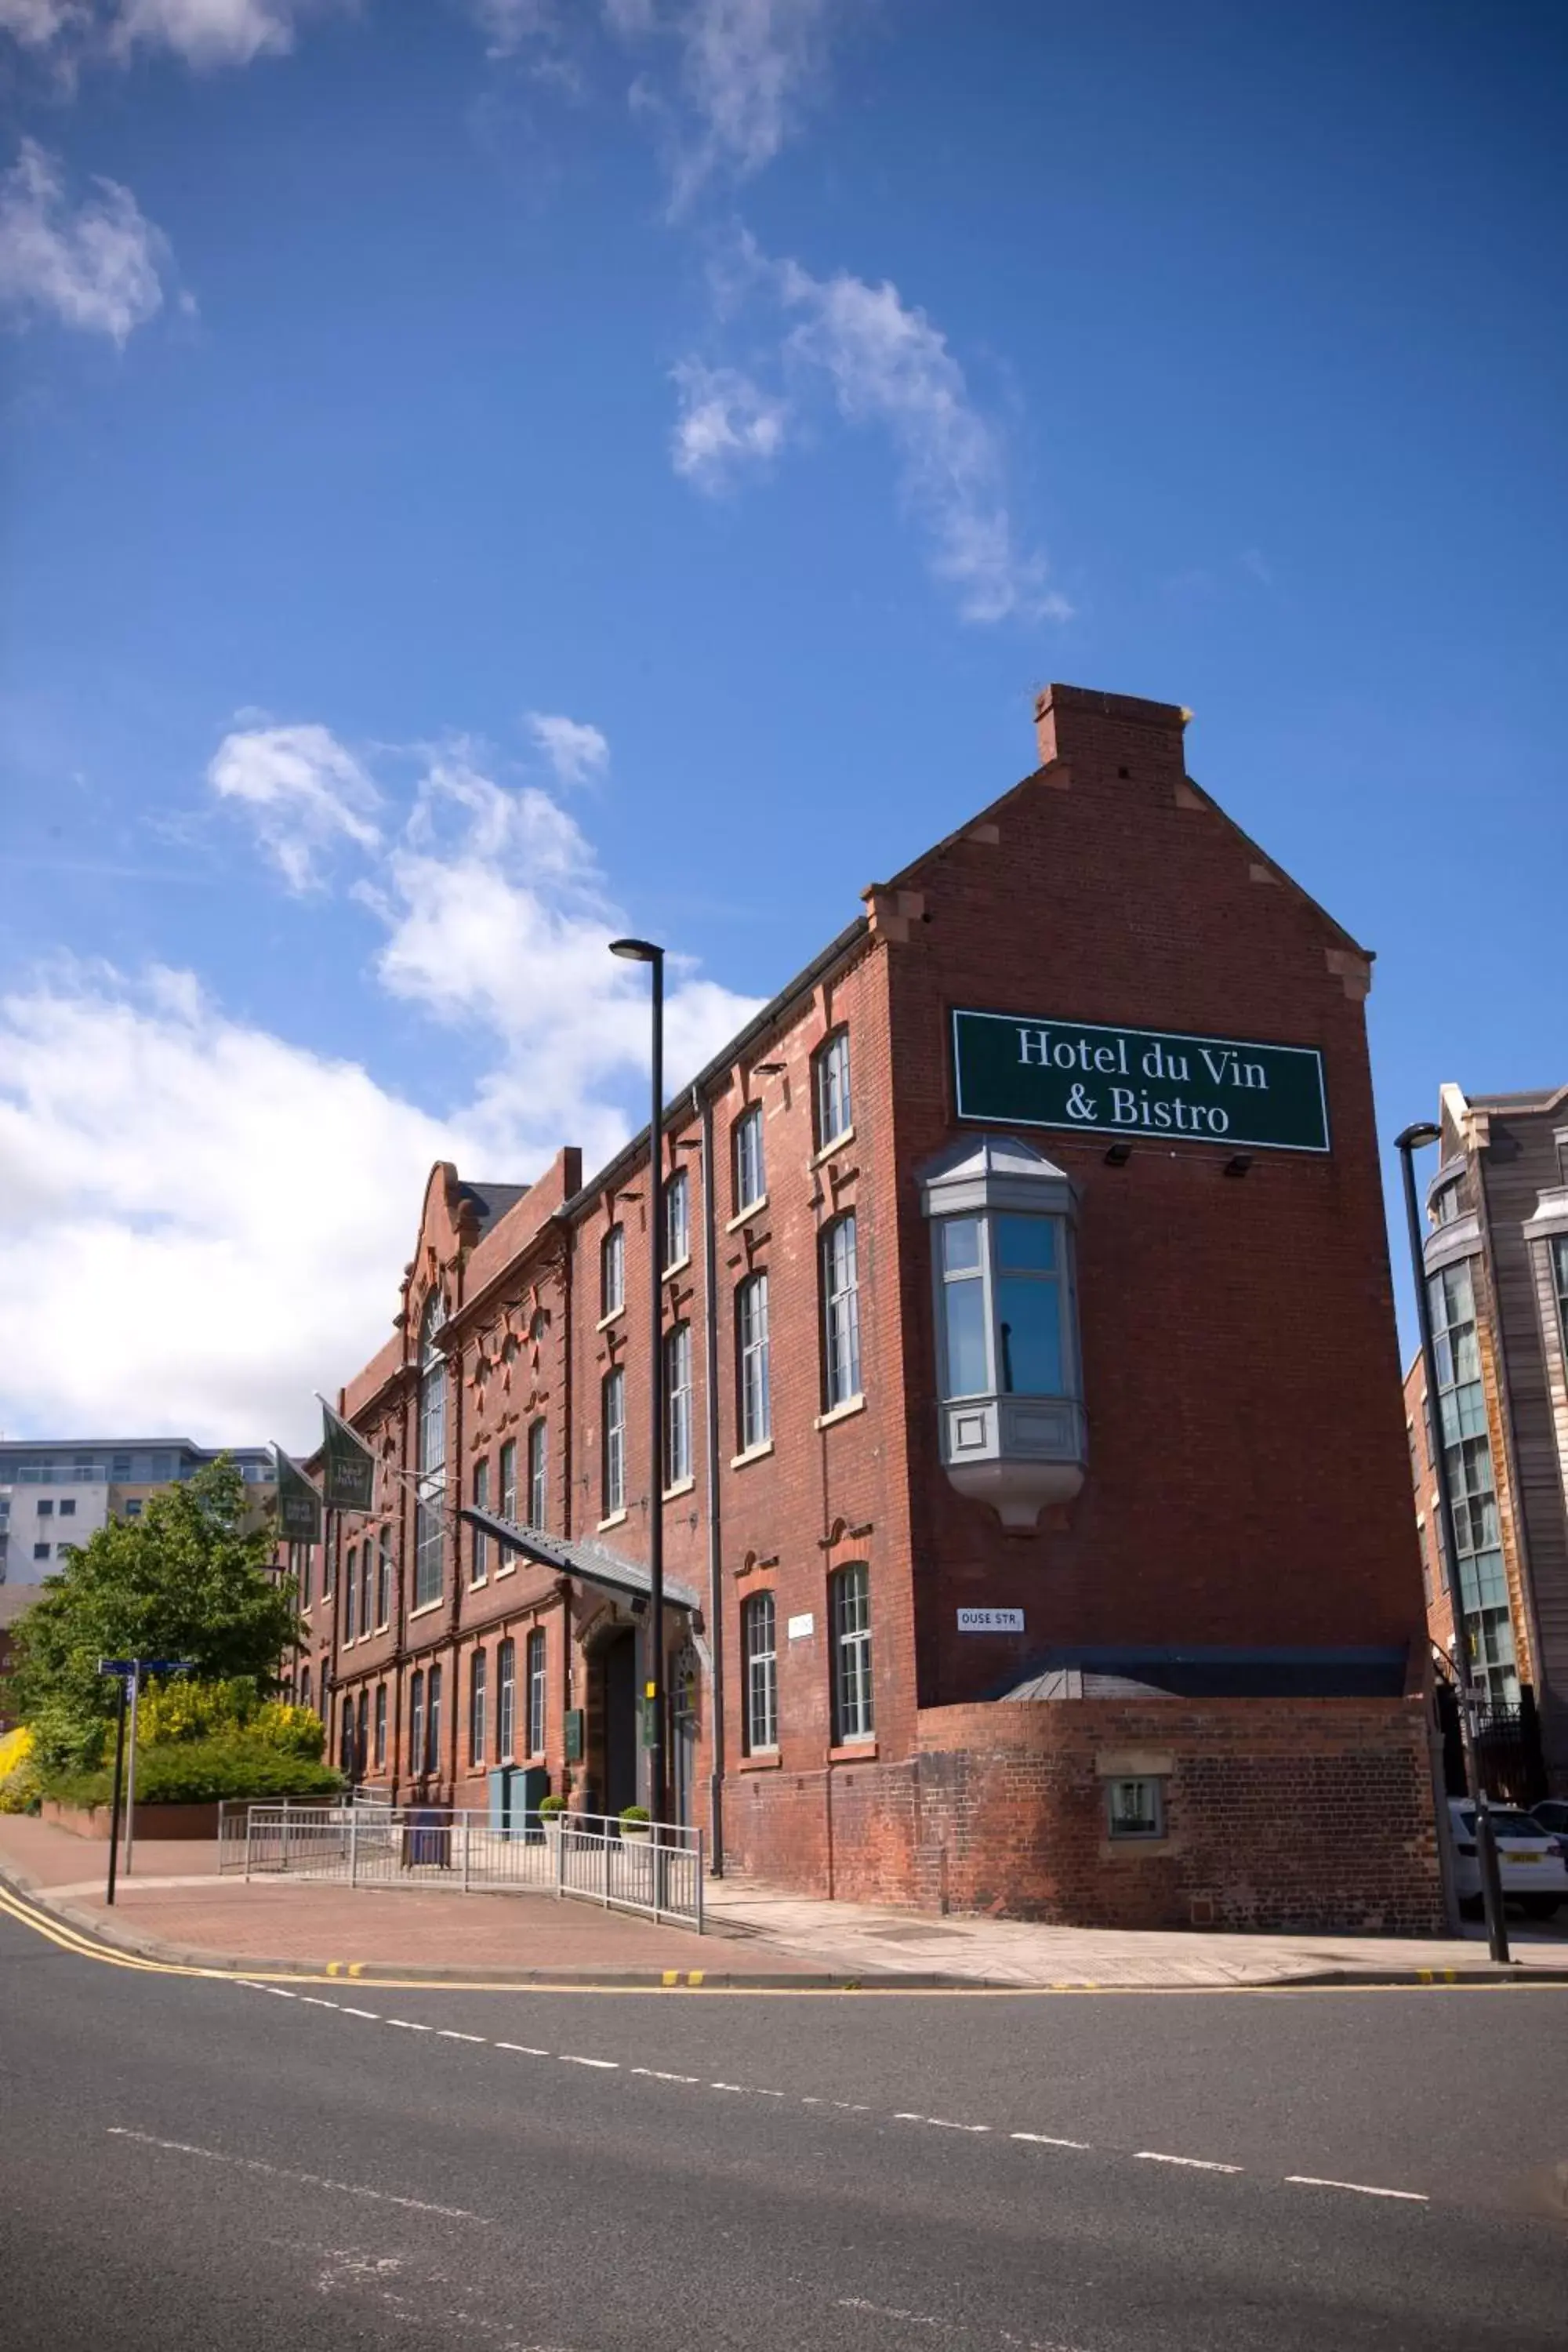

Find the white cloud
[[0, 964, 463, 1447], [777, 256, 1065, 624], [110, 0, 316, 65], [668, 0, 838, 198], [673, 237, 1066, 624], [0, 139, 172, 344], [0, 0, 89, 49], [670, 357, 789, 492], [0, 0, 331, 76], [0, 725, 761, 1443], [365, 745, 759, 1170], [527, 711, 611, 788], [207, 721, 382, 891], [464, 0, 558, 61]]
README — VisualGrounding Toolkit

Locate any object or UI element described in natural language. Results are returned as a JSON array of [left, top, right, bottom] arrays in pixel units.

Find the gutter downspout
[[698, 1081, 726, 1877]]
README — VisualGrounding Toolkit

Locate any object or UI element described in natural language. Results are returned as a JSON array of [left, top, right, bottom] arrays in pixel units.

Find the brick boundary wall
[[727, 1697, 1446, 1936]]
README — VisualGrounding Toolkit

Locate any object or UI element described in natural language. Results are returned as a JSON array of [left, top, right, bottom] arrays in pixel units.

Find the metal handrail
[[223, 1802, 703, 1929]]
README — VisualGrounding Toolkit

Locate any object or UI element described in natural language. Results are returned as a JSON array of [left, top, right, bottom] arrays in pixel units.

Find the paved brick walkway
[[5, 1812, 1566, 1985]]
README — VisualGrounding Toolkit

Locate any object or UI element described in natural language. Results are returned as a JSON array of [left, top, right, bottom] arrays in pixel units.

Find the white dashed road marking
[[106, 2128, 492, 2223], [1284, 2176, 1429, 2201], [238, 1981, 1434, 2209], [1134, 2153, 1244, 2174], [895, 2114, 991, 2133]]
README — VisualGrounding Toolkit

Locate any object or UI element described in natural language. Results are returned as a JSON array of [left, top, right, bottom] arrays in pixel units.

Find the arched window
[[527, 1628, 547, 1756], [376, 1530, 393, 1629], [373, 1682, 387, 1771], [663, 1323, 692, 1487], [469, 1649, 487, 1766], [426, 1662, 443, 1777], [737, 1272, 771, 1451], [299, 1664, 311, 1714], [471, 1458, 490, 1582], [359, 1542, 373, 1638], [829, 1563, 873, 1745], [814, 1027, 852, 1150], [602, 1369, 626, 1515], [355, 1689, 368, 1779], [414, 1290, 447, 1608], [663, 1168, 690, 1270], [496, 1639, 516, 1759], [742, 1591, 778, 1754], [527, 1417, 548, 1527], [343, 1543, 358, 1642], [408, 1669, 424, 1777], [601, 1225, 625, 1318], [821, 1213, 862, 1410], [733, 1104, 765, 1214]]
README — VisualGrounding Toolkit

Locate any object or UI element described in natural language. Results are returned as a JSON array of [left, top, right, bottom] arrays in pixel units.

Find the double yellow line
[[3, 1874, 1563, 2000]]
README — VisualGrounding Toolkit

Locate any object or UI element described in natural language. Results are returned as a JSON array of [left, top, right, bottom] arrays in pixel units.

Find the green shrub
[[537, 1792, 566, 1816], [0, 1740, 41, 1816], [619, 1803, 650, 1824], [135, 1676, 325, 1762], [47, 1735, 343, 1809], [27, 1699, 107, 1780]]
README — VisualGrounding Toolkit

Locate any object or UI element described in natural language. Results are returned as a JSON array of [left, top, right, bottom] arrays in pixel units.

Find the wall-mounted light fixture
[[1224, 1154, 1253, 1179], [1104, 1142, 1133, 1167]]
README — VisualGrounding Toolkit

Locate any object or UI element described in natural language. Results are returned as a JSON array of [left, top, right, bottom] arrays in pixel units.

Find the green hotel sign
[[952, 1009, 1330, 1154]]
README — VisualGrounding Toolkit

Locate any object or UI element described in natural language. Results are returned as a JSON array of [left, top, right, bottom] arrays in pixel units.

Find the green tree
[[8, 1457, 302, 1775]]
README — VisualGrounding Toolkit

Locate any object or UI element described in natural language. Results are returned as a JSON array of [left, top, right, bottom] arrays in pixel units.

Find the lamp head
[[1396, 1121, 1443, 1153], [609, 937, 662, 964]]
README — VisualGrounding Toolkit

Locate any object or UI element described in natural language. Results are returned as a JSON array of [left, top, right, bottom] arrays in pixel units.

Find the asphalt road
[[2, 1899, 1566, 2352]]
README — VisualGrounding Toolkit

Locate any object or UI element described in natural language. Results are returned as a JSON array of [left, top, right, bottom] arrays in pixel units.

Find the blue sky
[[2, 0, 1564, 1447]]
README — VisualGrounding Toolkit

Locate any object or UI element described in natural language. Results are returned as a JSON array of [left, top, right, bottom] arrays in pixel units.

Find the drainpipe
[[697, 1082, 727, 1875]]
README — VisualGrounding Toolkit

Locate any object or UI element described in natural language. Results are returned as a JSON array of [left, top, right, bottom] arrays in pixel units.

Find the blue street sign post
[[96, 1659, 193, 1904]]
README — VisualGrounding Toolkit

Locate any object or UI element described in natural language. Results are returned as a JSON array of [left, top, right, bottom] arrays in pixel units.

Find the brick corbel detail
[[861, 885, 927, 943]]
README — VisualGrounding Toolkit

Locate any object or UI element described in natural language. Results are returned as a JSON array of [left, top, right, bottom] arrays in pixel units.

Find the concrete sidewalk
[[4, 1811, 1566, 1988]]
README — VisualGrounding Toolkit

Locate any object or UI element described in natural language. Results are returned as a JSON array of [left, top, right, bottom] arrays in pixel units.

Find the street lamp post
[[1395, 1121, 1511, 1965], [610, 936, 667, 1828]]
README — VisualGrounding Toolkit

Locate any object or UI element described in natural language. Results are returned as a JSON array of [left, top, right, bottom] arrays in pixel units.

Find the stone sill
[[829, 1740, 878, 1765], [814, 1395, 866, 1432], [811, 1126, 855, 1167], [738, 1751, 782, 1772], [729, 1442, 775, 1472], [407, 1597, 445, 1621], [597, 1508, 629, 1532], [726, 1196, 768, 1234], [662, 1476, 696, 1501], [596, 1306, 626, 1334]]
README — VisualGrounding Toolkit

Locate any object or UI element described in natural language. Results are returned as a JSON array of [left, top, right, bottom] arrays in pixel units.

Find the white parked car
[[1448, 1798, 1568, 1921]]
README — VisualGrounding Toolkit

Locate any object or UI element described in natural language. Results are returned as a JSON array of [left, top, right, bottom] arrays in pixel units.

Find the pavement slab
[[4, 1809, 1566, 1988]]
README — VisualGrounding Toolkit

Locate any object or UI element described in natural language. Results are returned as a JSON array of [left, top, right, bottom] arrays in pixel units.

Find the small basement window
[[1105, 1777, 1165, 1841]]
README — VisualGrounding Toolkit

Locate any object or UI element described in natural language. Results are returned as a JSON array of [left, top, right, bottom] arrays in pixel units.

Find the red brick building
[[294, 684, 1443, 1933]]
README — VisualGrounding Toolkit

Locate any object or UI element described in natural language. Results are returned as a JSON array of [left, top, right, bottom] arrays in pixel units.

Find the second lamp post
[[609, 935, 667, 1827]]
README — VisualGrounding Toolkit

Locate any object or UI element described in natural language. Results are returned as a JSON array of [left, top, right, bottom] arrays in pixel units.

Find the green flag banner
[[318, 1396, 376, 1515], [273, 1446, 322, 1544]]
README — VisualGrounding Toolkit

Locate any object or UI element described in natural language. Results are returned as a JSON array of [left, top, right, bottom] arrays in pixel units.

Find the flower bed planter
[[44, 1798, 224, 1842]]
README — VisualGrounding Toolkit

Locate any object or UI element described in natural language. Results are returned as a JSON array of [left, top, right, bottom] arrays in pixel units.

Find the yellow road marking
[[2, 1880, 1566, 2001]]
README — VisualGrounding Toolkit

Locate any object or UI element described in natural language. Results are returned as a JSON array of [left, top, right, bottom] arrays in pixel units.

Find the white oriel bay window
[[920, 1134, 1086, 1529]]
